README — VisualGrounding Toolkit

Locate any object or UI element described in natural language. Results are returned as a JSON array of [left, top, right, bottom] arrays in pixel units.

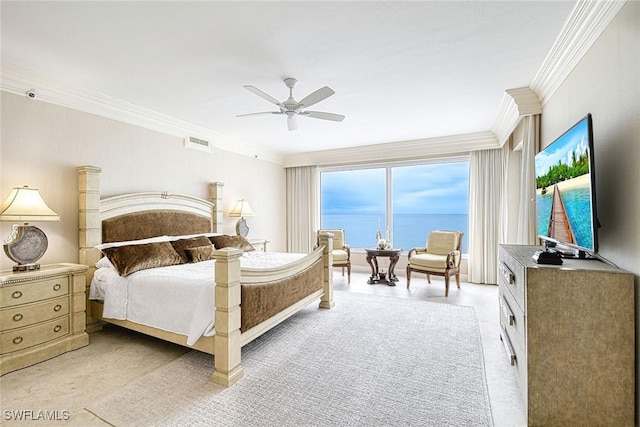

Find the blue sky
[[321, 162, 469, 215], [535, 116, 590, 178]]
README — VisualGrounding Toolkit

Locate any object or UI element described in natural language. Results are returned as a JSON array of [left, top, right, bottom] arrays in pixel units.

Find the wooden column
[[211, 247, 244, 387], [317, 232, 334, 309], [77, 165, 103, 333], [209, 182, 224, 234]]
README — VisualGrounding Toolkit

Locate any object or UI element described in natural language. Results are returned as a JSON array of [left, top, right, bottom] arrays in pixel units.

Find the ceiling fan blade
[[237, 111, 282, 117], [296, 86, 335, 109], [287, 114, 298, 131], [243, 85, 282, 106], [302, 111, 345, 122]]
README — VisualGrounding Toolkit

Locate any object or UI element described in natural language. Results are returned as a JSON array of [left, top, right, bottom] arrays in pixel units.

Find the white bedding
[[89, 251, 306, 345]]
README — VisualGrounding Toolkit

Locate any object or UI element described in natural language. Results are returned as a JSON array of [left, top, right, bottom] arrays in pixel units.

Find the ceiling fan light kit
[[238, 78, 345, 131]]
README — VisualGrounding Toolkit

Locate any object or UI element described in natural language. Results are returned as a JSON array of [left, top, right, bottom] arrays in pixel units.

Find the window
[[321, 160, 469, 253], [320, 168, 386, 248]]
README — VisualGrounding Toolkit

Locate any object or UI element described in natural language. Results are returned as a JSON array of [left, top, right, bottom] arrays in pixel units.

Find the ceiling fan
[[238, 78, 345, 131]]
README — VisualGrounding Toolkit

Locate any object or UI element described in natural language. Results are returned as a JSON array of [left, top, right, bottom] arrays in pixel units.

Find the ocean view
[[322, 214, 469, 253]]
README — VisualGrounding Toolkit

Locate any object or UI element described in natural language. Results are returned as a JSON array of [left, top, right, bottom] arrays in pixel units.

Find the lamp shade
[[228, 199, 255, 218], [0, 186, 60, 222]]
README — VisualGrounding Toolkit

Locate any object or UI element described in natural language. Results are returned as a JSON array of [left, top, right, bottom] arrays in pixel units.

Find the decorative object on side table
[[0, 186, 60, 271], [375, 219, 392, 250], [228, 199, 255, 237]]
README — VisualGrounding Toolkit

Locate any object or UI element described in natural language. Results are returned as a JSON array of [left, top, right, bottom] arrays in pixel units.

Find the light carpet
[[87, 291, 493, 426]]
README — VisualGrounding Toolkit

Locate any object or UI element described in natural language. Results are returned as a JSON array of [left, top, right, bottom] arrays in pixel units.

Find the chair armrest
[[446, 250, 461, 268], [343, 244, 351, 259], [408, 247, 427, 259]]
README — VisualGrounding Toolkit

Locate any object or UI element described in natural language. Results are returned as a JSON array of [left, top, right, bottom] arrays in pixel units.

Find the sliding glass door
[[321, 160, 469, 253], [320, 167, 386, 248]]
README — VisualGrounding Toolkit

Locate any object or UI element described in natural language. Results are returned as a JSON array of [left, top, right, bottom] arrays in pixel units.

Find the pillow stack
[[96, 234, 256, 276]]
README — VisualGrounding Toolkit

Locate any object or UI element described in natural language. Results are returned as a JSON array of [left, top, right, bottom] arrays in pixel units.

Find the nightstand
[[1, 263, 89, 375], [248, 238, 270, 252]]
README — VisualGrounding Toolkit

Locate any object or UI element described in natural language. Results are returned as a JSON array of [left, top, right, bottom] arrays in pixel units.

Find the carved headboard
[[77, 165, 224, 275]]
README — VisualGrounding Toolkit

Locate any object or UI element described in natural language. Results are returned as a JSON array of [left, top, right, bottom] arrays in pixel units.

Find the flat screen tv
[[534, 114, 598, 257]]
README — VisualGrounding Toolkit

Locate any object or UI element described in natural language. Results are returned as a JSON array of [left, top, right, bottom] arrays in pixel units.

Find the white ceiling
[[1, 1, 576, 157]]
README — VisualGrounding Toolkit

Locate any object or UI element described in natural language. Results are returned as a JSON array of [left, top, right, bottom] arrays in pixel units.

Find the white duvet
[[89, 251, 305, 345]]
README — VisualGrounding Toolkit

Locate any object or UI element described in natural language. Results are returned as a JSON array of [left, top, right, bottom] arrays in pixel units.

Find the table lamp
[[0, 186, 60, 271], [228, 199, 255, 237]]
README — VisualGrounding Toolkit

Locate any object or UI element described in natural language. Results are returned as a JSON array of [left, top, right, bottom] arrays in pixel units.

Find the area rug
[[87, 292, 493, 426]]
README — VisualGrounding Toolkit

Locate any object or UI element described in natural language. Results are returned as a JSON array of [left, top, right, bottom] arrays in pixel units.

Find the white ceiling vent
[[184, 136, 212, 153]]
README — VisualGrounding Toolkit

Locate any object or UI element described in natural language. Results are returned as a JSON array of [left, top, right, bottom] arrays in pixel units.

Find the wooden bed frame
[[77, 166, 334, 387]]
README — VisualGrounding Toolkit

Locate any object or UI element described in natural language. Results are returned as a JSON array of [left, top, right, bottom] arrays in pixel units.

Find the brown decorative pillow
[[185, 245, 216, 262], [101, 241, 184, 276], [170, 236, 213, 262], [209, 234, 255, 252]]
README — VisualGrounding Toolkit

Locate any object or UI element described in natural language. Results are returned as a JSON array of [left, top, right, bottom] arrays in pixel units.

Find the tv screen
[[534, 114, 598, 256]]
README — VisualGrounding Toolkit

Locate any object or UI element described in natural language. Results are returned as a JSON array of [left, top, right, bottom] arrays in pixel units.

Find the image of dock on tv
[[534, 114, 598, 255]]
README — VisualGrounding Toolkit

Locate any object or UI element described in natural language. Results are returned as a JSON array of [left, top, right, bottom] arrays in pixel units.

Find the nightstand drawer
[[0, 277, 69, 308], [1, 317, 69, 354], [1, 297, 69, 330]]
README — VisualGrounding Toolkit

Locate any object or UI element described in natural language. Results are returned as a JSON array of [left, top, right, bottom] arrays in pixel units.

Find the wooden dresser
[[1, 263, 89, 375], [498, 245, 634, 426]]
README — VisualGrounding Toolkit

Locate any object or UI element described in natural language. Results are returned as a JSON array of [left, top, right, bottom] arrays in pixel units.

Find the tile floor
[[0, 270, 527, 426]]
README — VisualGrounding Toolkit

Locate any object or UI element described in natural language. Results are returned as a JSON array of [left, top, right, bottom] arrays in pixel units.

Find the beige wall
[[0, 92, 287, 269], [541, 1, 639, 274], [540, 1, 639, 415]]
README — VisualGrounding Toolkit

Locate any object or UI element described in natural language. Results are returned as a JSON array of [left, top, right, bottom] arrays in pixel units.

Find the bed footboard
[[211, 234, 333, 387]]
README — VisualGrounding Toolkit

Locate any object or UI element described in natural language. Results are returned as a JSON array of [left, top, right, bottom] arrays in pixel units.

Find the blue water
[[322, 214, 468, 253], [536, 186, 594, 250]]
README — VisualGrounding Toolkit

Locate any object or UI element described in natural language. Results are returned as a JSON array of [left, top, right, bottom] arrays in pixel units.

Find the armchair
[[317, 229, 351, 283], [406, 230, 463, 297]]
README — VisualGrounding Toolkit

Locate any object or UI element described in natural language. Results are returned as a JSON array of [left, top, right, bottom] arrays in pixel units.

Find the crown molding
[[3, 1, 624, 168], [283, 131, 499, 168], [490, 0, 625, 148], [530, 0, 626, 105], [0, 63, 283, 165], [492, 87, 542, 146]]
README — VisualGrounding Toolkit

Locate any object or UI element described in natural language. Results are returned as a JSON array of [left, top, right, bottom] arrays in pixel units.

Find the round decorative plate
[[4, 225, 48, 264], [236, 218, 250, 237]]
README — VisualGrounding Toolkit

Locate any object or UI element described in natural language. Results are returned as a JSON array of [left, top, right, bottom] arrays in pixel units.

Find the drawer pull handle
[[501, 325, 517, 366], [500, 297, 515, 326], [12, 313, 23, 322], [53, 283, 62, 291], [54, 304, 62, 312], [12, 290, 23, 299], [53, 325, 62, 333], [499, 263, 515, 285], [12, 336, 23, 345]]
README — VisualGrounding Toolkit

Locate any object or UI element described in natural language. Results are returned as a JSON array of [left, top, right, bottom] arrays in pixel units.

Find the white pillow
[[94, 235, 171, 251], [167, 232, 222, 241], [95, 256, 115, 269]]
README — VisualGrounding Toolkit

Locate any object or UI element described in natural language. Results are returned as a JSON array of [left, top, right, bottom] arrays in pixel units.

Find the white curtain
[[285, 166, 320, 253], [468, 144, 509, 284], [516, 115, 540, 244]]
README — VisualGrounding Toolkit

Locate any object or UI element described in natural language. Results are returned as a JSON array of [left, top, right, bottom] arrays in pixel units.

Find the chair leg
[[347, 263, 351, 284], [426, 274, 431, 284], [406, 267, 411, 288], [444, 275, 450, 297], [455, 273, 461, 289], [341, 266, 345, 277]]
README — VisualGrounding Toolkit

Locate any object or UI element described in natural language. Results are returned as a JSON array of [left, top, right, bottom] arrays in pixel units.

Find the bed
[[77, 166, 334, 387]]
